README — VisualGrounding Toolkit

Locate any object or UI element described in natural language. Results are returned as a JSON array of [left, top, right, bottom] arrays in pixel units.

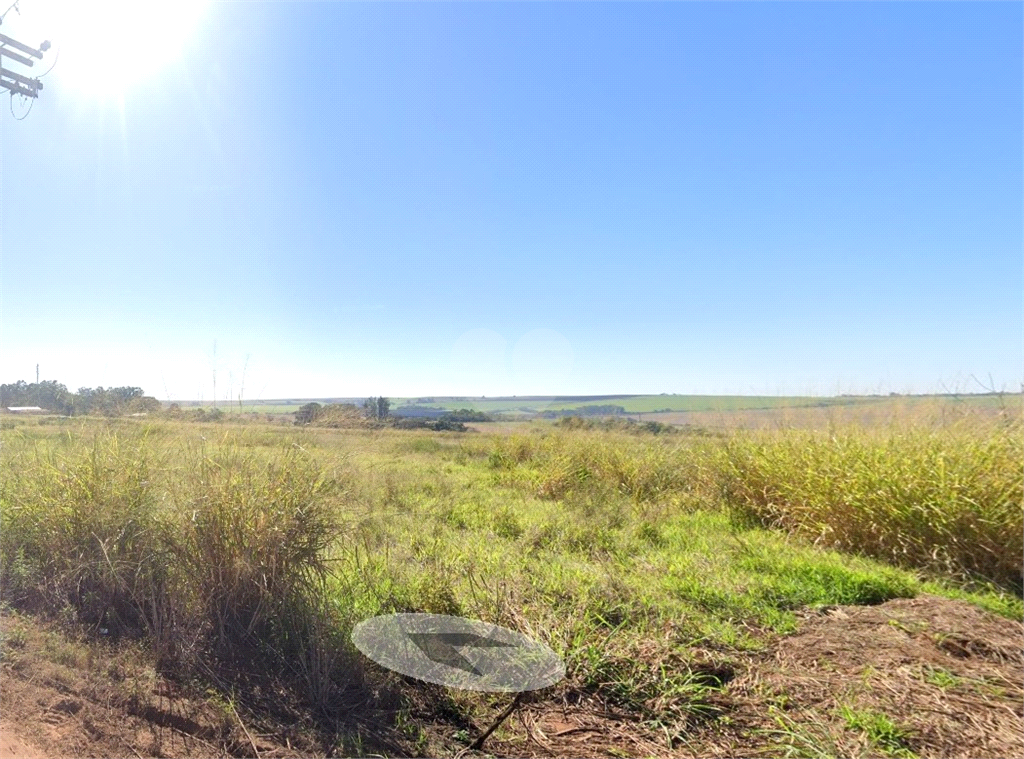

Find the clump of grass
[[170, 442, 343, 657], [0, 426, 351, 709], [0, 428, 165, 633], [840, 706, 916, 757], [921, 665, 960, 690], [563, 614, 728, 738], [491, 506, 524, 539], [720, 421, 1023, 593], [489, 431, 715, 512], [487, 434, 540, 469]]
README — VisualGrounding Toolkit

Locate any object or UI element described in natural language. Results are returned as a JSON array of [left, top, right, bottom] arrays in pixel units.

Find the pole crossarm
[[0, 30, 49, 105], [0, 32, 45, 59], [1, 76, 36, 98], [0, 45, 33, 66], [0, 64, 40, 91]]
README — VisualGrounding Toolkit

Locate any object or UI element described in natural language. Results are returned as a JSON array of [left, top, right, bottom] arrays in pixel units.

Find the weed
[[761, 706, 844, 759], [491, 507, 524, 539], [840, 706, 916, 757], [922, 666, 961, 690]]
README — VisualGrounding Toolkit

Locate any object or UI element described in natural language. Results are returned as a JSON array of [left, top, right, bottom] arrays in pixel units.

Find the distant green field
[[541, 395, 869, 413], [396, 393, 1021, 416], [394, 395, 853, 415], [166, 393, 1021, 418]]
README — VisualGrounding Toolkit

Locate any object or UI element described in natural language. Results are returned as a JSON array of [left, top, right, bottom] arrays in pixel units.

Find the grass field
[[1, 407, 1020, 757]]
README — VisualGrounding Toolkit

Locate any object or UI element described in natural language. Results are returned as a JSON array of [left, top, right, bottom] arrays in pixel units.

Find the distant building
[[5, 406, 44, 413]]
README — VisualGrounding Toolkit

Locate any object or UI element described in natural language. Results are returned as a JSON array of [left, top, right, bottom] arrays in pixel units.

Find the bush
[[393, 417, 468, 432], [441, 409, 493, 423], [554, 416, 682, 435], [295, 402, 323, 425]]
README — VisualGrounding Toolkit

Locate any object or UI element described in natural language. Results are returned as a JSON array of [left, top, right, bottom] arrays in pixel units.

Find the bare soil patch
[[0, 612, 307, 759], [710, 594, 1024, 758]]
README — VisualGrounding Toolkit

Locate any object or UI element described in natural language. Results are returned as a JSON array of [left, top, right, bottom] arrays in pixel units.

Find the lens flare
[[15, 0, 208, 97]]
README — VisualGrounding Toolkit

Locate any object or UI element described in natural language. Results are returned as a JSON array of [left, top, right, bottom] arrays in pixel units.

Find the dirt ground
[[0, 614, 309, 759], [710, 595, 1024, 759], [0, 727, 43, 759], [1, 594, 1021, 758]]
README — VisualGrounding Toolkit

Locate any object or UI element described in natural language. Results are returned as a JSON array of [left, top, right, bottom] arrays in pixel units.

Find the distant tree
[[363, 397, 378, 420], [127, 396, 161, 414], [295, 402, 323, 425], [111, 387, 145, 404], [377, 396, 390, 421], [0, 380, 73, 414], [442, 408, 492, 423], [1, 380, 154, 417], [0, 380, 29, 407]]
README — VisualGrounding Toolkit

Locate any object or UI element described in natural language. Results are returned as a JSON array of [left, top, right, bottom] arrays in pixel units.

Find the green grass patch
[[839, 706, 917, 757]]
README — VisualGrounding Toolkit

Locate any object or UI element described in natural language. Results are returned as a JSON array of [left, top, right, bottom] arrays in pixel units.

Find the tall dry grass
[[484, 417, 1022, 593], [0, 429, 165, 630], [719, 419, 1023, 592], [0, 424, 348, 700]]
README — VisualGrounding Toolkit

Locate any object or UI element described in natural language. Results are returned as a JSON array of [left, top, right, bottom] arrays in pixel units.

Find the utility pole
[[0, 13, 50, 101], [36, 364, 39, 384]]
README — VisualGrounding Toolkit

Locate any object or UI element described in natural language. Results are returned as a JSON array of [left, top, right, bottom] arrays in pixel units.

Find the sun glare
[[23, 0, 208, 97]]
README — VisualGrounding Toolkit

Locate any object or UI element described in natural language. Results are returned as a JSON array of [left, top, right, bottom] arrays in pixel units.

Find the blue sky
[[1, 1, 1020, 401]]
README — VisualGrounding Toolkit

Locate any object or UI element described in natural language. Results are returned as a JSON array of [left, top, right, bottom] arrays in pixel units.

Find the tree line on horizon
[[294, 397, 391, 426], [294, 399, 493, 429], [0, 380, 161, 416]]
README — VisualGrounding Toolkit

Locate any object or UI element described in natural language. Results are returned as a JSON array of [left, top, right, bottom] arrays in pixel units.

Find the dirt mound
[[717, 594, 1023, 758], [476, 595, 1023, 759]]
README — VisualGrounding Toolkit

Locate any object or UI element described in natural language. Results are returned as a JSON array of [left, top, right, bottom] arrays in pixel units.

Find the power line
[[0, 2, 19, 25], [9, 90, 33, 120], [36, 43, 59, 79]]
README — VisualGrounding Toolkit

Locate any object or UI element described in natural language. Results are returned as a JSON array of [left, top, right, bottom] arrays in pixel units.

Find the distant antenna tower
[[0, 10, 50, 104]]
